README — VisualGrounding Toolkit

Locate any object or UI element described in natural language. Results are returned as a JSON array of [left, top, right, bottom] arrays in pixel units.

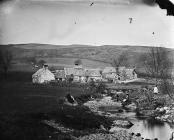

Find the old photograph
[[0, 0, 174, 140]]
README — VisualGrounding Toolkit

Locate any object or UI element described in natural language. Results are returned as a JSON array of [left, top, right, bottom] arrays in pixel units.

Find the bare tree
[[0, 49, 13, 77], [141, 47, 172, 83], [111, 52, 128, 75], [141, 47, 174, 99], [38, 59, 46, 67]]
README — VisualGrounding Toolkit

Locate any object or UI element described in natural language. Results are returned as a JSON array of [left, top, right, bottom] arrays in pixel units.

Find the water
[[129, 118, 174, 140], [99, 106, 174, 140]]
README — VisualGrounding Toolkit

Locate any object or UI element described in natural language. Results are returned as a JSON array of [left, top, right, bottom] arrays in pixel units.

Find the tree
[[141, 47, 172, 83], [141, 47, 174, 99], [0, 48, 13, 77], [38, 59, 46, 67], [74, 59, 82, 66], [111, 52, 128, 76]]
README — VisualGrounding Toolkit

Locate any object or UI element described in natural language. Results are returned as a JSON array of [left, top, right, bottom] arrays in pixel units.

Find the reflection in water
[[143, 118, 164, 130], [129, 117, 174, 140]]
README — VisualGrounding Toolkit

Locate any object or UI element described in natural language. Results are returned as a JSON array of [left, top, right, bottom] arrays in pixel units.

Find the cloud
[[0, 0, 173, 47]]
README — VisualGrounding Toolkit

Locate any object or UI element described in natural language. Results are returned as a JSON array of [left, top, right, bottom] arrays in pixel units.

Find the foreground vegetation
[[0, 72, 112, 140], [1, 70, 174, 140]]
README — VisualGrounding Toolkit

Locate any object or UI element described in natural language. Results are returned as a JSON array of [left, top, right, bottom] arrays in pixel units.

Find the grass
[[0, 71, 87, 113], [0, 71, 172, 140], [0, 71, 112, 140]]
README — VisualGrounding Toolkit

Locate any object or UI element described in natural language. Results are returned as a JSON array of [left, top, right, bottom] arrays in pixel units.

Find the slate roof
[[64, 67, 85, 76], [103, 67, 116, 73], [64, 68, 74, 76], [54, 70, 65, 78]]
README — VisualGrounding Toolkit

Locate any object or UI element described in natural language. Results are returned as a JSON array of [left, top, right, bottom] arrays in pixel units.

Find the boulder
[[126, 103, 137, 111], [163, 106, 169, 110], [112, 120, 133, 128], [135, 133, 141, 137], [159, 108, 165, 112], [78, 130, 143, 140], [109, 127, 127, 133]]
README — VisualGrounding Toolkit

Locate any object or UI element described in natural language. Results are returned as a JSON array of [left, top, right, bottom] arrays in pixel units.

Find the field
[[3, 43, 174, 72], [0, 72, 86, 114], [1, 43, 173, 74], [0, 71, 117, 140], [0, 72, 92, 140]]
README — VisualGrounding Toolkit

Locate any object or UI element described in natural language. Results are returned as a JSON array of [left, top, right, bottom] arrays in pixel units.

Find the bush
[[75, 94, 92, 105], [135, 89, 167, 110], [96, 82, 107, 94], [153, 96, 166, 108]]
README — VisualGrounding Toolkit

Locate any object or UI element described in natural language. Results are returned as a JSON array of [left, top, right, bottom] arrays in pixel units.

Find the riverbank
[[155, 104, 174, 124], [82, 92, 174, 140], [29, 101, 144, 140], [135, 93, 174, 125], [39, 95, 147, 140], [1, 91, 173, 140]]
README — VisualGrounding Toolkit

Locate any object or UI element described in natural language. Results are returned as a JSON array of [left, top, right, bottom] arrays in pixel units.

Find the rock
[[131, 132, 134, 136], [155, 106, 174, 124], [79, 130, 142, 140], [156, 107, 160, 111], [126, 103, 137, 110], [112, 120, 133, 128], [109, 126, 127, 133], [166, 109, 170, 113], [106, 112, 112, 115], [164, 115, 169, 119], [137, 110, 155, 117], [136, 133, 141, 137], [100, 125, 107, 131], [118, 109, 124, 113], [42, 120, 74, 133], [164, 107, 169, 110], [159, 108, 165, 112], [155, 116, 161, 120]]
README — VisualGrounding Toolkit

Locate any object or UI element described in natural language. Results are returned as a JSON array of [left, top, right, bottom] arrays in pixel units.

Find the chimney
[[43, 64, 48, 70]]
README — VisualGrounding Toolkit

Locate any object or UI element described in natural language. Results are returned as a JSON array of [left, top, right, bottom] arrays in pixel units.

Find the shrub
[[153, 96, 166, 108], [95, 82, 107, 94], [75, 94, 92, 105]]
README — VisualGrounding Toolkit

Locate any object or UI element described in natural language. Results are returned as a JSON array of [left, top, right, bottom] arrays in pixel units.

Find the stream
[[99, 105, 174, 140]]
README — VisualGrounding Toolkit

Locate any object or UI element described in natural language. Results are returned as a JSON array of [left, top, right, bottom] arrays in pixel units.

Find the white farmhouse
[[32, 65, 55, 84]]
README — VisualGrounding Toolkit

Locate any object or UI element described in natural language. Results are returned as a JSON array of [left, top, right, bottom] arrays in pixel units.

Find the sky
[[0, 0, 174, 48]]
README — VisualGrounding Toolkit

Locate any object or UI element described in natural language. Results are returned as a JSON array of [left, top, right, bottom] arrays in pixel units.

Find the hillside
[[0, 44, 174, 70]]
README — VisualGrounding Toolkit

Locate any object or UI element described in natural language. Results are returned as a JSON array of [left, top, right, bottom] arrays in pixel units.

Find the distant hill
[[0, 43, 174, 70]]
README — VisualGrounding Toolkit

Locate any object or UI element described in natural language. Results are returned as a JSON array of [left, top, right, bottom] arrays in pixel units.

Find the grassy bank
[[0, 71, 86, 113], [0, 71, 112, 140]]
